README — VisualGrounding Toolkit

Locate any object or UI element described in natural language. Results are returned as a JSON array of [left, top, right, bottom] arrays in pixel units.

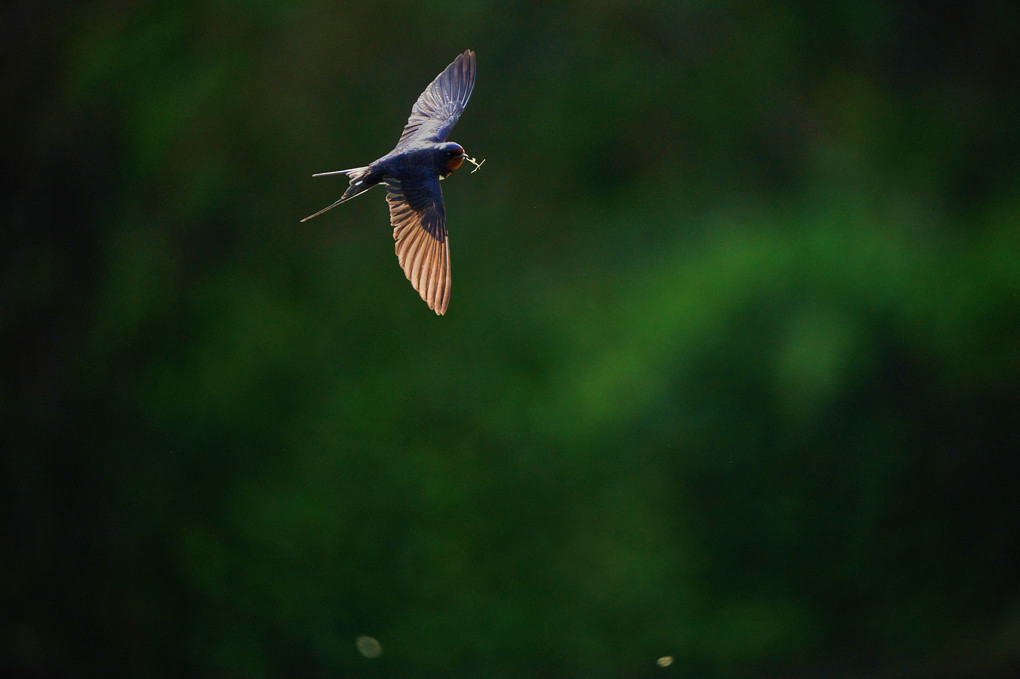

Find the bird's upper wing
[[395, 50, 476, 149], [385, 175, 451, 315]]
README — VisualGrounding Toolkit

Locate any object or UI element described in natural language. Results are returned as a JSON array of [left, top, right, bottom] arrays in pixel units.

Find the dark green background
[[3, 1, 1019, 676]]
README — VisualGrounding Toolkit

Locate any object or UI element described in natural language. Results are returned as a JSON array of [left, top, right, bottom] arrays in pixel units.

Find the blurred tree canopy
[[3, 1, 1019, 677]]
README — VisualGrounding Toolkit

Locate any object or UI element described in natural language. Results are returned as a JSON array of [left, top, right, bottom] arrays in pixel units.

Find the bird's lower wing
[[385, 177, 451, 315]]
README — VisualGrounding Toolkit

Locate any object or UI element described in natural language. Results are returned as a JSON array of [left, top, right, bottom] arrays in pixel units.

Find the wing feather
[[385, 177, 451, 314], [396, 50, 476, 149]]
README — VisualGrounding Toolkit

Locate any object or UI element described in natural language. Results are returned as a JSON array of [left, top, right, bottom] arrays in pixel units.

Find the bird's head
[[438, 143, 466, 175], [437, 142, 485, 177]]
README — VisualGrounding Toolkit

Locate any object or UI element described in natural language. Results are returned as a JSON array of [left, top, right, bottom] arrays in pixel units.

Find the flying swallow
[[302, 49, 483, 315]]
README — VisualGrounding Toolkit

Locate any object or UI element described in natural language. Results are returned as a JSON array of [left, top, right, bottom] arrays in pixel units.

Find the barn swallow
[[302, 49, 483, 315]]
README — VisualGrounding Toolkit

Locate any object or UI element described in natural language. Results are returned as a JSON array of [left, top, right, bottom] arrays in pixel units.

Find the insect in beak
[[463, 155, 485, 173]]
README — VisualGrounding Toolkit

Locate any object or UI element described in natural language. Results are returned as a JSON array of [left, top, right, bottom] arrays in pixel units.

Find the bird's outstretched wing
[[385, 176, 451, 315], [395, 50, 476, 149]]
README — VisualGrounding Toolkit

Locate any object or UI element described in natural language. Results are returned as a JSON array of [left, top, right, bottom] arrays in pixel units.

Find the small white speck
[[355, 635, 382, 658]]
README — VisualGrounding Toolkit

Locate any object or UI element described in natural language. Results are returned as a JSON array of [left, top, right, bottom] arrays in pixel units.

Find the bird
[[302, 49, 483, 315]]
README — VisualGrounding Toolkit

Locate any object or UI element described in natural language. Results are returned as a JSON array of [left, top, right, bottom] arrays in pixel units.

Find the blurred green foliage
[[3, 1, 1019, 677]]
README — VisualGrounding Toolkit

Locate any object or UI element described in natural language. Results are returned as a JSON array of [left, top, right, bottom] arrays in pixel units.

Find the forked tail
[[301, 166, 381, 222]]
